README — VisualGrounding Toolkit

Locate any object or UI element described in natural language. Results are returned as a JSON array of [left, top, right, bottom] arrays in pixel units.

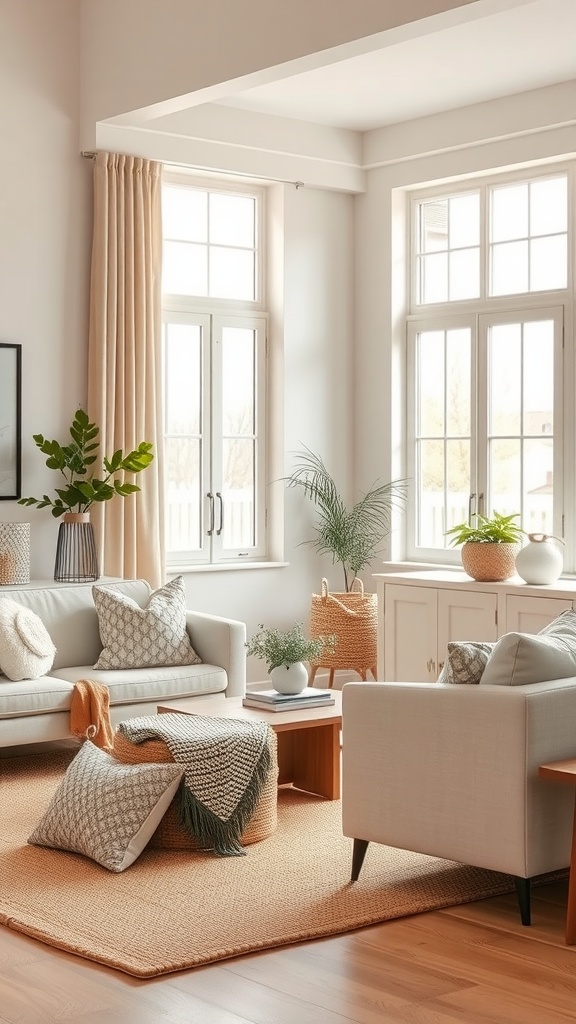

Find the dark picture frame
[[0, 343, 22, 500]]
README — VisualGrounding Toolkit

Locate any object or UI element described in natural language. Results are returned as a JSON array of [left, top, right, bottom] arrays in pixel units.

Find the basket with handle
[[309, 577, 377, 680]]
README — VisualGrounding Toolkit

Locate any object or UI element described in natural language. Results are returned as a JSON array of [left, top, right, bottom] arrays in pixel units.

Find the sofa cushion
[[0, 676, 74, 718], [481, 608, 576, 686], [0, 598, 57, 681], [93, 576, 202, 671], [437, 640, 495, 684], [28, 740, 183, 872], [53, 663, 228, 704]]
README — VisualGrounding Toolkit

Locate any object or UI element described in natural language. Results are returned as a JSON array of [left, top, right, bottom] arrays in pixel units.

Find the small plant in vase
[[245, 623, 336, 694], [19, 408, 154, 582]]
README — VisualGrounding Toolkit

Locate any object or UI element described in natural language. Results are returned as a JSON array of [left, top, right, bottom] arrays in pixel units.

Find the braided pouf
[[112, 727, 278, 849]]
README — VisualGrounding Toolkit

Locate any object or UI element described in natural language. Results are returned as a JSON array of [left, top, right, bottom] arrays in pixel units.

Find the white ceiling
[[217, 0, 576, 132]]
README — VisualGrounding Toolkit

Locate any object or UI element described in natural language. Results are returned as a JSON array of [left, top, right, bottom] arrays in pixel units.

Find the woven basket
[[461, 542, 519, 582], [0, 523, 30, 585], [112, 729, 278, 850], [309, 577, 378, 676]]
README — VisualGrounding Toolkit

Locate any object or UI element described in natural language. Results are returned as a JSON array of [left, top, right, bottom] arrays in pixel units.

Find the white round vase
[[269, 661, 308, 695], [515, 533, 563, 585]]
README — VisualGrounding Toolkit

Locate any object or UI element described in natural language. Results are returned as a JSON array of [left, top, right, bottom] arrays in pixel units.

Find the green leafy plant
[[18, 408, 154, 518], [446, 511, 523, 546], [245, 623, 337, 673], [286, 446, 408, 592]]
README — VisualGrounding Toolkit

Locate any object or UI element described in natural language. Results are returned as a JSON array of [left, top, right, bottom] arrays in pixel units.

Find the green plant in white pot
[[446, 511, 523, 582], [245, 623, 336, 694]]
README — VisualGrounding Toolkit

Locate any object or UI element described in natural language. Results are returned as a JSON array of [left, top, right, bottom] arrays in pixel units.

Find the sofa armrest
[[186, 611, 246, 697], [342, 678, 576, 876]]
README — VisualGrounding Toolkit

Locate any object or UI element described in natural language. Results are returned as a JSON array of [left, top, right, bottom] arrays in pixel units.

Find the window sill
[[168, 561, 289, 574]]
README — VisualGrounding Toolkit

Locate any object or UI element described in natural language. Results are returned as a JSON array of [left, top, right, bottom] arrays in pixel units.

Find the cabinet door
[[437, 589, 498, 675], [383, 585, 437, 682], [504, 595, 573, 635]]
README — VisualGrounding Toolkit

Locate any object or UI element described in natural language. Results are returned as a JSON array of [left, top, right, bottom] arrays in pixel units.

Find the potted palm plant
[[19, 408, 153, 582], [446, 511, 523, 582], [285, 446, 408, 681]]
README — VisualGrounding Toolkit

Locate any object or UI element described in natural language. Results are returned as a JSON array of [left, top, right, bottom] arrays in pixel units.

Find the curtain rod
[[80, 150, 304, 188]]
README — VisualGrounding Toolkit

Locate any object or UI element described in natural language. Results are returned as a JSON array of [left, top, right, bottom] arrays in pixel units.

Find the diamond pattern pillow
[[28, 741, 183, 872], [437, 641, 495, 685], [93, 576, 202, 670]]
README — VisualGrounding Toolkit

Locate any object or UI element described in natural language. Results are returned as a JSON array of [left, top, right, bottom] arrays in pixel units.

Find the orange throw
[[70, 679, 114, 751]]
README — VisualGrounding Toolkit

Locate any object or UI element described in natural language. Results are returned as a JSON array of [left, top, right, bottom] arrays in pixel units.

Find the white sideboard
[[374, 570, 576, 682]]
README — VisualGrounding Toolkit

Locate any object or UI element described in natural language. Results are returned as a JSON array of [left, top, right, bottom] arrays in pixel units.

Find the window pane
[[421, 252, 448, 303], [530, 235, 567, 291], [489, 323, 521, 435], [446, 439, 470, 537], [418, 331, 444, 436], [210, 193, 255, 247], [491, 183, 528, 242], [166, 438, 202, 551], [523, 320, 553, 435], [165, 323, 201, 434], [420, 200, 447, 253], [162, 186, 207, 242], [449, 248, 479, 300], [163, 241, 207, 295], [524, 439, 554, 535], [210, 248, 255, 300], [222, 438, 255, 548], [530, 177, 567, 236], [449, 194, 480, 248], [222, 327, 255, 435], [490, 240, 528, 296], [489, 438, 521, 517], [446, 329, 471, 436], [418, 439, 445, 547]]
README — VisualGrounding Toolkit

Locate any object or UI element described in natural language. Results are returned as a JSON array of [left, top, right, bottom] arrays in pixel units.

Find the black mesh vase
[[54, 512, 99, 583]]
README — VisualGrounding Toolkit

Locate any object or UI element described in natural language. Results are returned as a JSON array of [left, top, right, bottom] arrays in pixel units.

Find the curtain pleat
[[87, 152, 165, 588]]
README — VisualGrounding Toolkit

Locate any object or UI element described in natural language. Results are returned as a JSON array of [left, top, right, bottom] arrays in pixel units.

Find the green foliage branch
[[446, 511, 523, 546], [19, 408, 154, 518], [245, 622, 337, 674], [286, 446, 408, 592]]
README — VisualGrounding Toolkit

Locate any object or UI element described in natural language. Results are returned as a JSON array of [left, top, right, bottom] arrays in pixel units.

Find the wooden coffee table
[[539, 757, 576, 944], [157, 690, 342, 800]]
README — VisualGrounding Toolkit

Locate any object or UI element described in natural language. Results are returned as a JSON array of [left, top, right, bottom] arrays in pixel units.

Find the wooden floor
[[2, 743, 576, 1023], [1, 875, 575, 1022]]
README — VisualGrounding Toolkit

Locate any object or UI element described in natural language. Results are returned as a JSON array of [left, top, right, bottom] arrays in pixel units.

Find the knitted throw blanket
[[117, 713, 272, 857]]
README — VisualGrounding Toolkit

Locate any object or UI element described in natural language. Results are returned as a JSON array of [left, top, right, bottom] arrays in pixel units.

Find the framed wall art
[[0, 343, 22, 500]]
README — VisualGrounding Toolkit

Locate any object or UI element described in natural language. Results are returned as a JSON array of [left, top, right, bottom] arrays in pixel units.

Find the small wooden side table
[[539, 758, 576, 944]]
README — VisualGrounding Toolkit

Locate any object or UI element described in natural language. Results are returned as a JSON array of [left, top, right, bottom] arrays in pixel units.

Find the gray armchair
[[341, 678, 576, 924]]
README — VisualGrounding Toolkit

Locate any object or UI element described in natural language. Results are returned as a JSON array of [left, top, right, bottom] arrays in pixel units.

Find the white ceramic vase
[[269, 661, 309, 695], [515, 533, 563, 585]]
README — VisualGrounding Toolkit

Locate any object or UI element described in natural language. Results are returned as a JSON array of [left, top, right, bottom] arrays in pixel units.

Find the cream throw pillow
[[480, 608, 576, 686], [93, 576, 202, 670], [0, 597, 57, 681], [437, 640, 495, 684], [28, 741, 183, 872]]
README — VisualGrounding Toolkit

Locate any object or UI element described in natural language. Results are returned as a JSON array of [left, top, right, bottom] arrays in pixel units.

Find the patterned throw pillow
[[0, 598, 57, 681], [437, 641, 495, 685], [28, 741, 183, 872], [93, 576, 202, 670]]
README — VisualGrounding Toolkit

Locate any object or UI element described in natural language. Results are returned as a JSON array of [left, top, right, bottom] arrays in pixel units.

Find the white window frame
[[162, 173, 271, 569]]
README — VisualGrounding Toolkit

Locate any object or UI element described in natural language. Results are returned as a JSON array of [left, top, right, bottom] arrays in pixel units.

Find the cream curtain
[[87, 151, 165, 589]]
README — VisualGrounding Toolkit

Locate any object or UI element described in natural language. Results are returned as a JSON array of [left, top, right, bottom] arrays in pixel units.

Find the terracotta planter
[[461, 542, 519, 583]]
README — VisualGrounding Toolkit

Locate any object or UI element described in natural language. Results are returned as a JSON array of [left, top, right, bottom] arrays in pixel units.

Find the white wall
[[0, 0, 91, 577]]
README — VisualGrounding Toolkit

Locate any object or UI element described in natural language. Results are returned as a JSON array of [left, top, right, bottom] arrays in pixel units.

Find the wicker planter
[[309, 577, 377, 683], [461, 542, 519, 582]]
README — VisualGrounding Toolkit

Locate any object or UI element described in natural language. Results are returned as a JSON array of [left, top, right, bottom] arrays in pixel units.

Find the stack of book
[[242, 686, 335, 712]]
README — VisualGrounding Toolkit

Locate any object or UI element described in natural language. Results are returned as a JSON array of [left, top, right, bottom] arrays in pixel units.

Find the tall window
[[162, 177, 268, 566], [407, 169, 569, 565]]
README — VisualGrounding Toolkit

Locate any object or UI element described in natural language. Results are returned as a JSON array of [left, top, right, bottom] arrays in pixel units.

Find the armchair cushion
[[437, 640, 494, 684], [481, 608, 576, 686]]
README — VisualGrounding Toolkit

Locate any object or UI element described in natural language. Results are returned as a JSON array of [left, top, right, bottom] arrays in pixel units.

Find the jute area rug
[[0, 749, 521, 979]]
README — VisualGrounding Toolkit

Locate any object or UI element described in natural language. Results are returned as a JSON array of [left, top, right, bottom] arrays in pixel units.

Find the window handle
[[207, 492, 215, 536], [478, 492, 485, 516], [216, 492, 223, 536], [468, 493, 476, 524]]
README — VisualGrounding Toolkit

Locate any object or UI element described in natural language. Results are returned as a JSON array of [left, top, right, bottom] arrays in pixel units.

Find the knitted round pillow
[[0, 598, 57, 681]]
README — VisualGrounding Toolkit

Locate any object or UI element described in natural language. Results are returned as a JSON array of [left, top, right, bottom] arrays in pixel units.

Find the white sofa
[[0, 579, 246, 747], [341, 677, 576, 925]]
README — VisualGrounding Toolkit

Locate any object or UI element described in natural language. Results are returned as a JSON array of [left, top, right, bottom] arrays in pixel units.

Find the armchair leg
[[351, 838, 369, 881], [514, 876, 532, 925]]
